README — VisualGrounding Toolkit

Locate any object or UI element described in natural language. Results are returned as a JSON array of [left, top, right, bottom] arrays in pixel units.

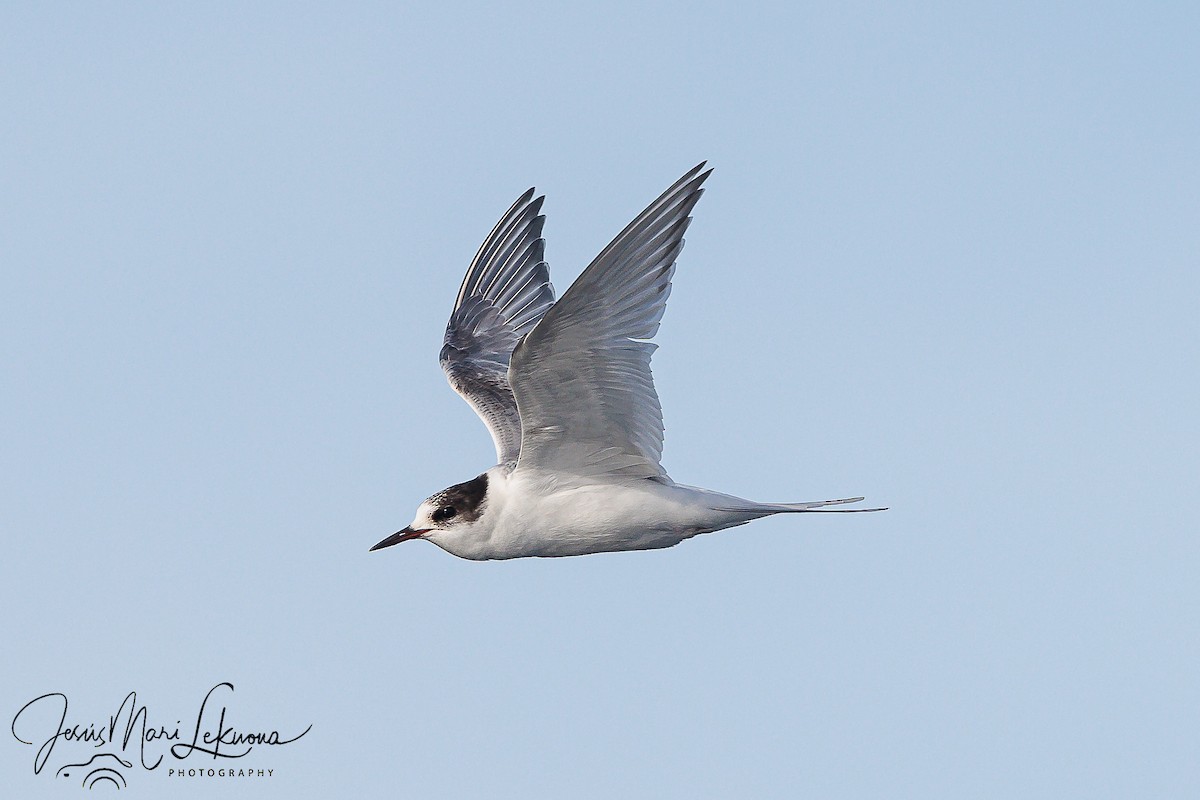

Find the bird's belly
[[490, 481, 720, 558]]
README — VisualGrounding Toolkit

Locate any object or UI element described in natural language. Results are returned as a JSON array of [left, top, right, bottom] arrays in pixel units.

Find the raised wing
[[510, 163, 711, 481], [441, 189, 555, 464]]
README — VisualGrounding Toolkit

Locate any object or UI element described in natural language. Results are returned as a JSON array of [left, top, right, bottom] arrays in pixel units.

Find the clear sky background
[[2, 2, 1196, 798]]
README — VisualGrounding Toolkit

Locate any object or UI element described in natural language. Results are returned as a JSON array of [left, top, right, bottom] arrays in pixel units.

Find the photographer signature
[[11, 682, 311, 780]]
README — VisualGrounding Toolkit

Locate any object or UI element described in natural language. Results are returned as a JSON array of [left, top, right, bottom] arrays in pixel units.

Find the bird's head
[[370, 471, 491, 556]]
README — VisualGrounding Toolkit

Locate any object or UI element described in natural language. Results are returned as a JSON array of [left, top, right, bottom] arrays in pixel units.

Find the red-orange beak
[[369, 527, 429, 552]]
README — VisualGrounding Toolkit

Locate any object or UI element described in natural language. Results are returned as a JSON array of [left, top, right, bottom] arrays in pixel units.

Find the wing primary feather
[[455, 188, 538, 307], [491, 240, 547, 308], [478, 206, 545, 298]]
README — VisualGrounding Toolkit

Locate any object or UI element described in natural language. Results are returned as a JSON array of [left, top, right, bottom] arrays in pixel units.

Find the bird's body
[[371, 163, 883, 560], [423, 465, 836, 561]]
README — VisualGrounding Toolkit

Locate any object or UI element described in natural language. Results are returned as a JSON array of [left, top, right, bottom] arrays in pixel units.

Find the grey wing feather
[[511, 163, 712, 481], [441, 190, 556, 464]]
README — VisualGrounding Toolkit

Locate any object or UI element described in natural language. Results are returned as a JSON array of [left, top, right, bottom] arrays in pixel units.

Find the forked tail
[[714, 496, 888, 514]]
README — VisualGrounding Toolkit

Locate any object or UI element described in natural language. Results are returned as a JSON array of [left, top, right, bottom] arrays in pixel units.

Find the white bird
[[371, 163, 884, 560]]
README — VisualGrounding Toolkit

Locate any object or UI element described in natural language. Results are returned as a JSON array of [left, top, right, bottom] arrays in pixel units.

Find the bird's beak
[[369, 527, 428, 552]]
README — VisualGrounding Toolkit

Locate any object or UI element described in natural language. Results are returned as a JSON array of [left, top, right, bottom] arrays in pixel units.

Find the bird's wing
[[440, 189, 556, 464], [510, 163, 711, 481]]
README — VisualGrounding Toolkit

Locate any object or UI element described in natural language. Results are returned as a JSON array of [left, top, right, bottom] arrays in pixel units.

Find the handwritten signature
[[11, 682, 311, 777]]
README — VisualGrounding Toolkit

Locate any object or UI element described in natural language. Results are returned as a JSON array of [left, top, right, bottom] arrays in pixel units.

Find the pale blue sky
[[2, 2, 1197, 798]]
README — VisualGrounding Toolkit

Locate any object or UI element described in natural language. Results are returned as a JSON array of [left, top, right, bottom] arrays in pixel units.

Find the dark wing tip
[[682, 161, 712, 187]]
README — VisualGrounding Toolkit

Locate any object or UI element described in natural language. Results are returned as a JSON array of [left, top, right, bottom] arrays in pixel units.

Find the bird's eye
[[433, 506, 457, 522]]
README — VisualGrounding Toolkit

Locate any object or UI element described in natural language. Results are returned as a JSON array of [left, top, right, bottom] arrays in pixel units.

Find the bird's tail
[[713, 496, 888, 514]]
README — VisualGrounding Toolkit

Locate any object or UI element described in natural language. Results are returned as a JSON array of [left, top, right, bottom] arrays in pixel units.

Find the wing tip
[[686, 162, 714, 189]]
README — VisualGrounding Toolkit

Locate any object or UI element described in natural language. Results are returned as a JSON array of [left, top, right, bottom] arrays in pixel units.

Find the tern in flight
[[371, 163, 884, 560]]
